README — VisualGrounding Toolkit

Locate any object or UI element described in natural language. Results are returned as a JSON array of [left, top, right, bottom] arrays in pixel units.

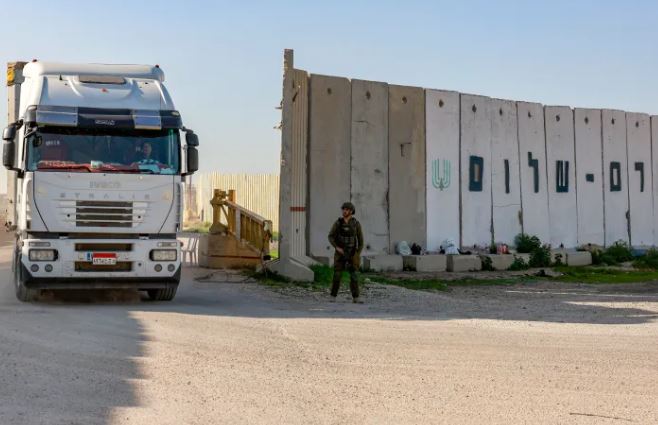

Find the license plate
[[92, 253, 117, 265]]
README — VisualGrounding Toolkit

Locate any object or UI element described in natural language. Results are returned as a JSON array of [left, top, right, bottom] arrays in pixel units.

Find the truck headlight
[[29, 249, 58, 261], [150, 249, 177, 261]]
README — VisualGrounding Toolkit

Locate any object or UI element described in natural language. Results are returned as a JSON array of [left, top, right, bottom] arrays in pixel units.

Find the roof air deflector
[[78, 75, 126, 84]]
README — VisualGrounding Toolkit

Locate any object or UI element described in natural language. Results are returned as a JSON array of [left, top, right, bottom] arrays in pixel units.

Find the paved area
[[0, 232, 657, 424]]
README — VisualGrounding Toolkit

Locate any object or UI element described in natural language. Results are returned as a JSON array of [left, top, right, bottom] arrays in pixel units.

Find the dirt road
[[0, 234, 657, 424]]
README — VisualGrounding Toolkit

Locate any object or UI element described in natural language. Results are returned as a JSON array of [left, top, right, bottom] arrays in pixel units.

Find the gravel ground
[[0, 232, 657, 424]]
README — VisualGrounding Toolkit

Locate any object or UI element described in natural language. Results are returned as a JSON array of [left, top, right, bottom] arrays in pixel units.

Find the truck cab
[[3, 61, 199, 302]]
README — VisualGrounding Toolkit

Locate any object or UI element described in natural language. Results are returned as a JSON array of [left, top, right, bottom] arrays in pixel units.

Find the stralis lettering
[[59, 191, 151, 201], [90, 181, 121, 189]]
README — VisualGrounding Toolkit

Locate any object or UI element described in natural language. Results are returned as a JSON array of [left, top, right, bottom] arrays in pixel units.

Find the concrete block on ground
[[480, 254, 515, 270], [403, 255, 447, 272], [364, 255, 403, 272], [447, 255, 482, 272], [566, 251, 592, 266], [268, 258, 314, 282]]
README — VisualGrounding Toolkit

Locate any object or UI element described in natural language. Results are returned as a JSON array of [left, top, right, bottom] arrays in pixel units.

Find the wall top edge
[[309, 73, 351, 82], [297, 68, 652, 117]]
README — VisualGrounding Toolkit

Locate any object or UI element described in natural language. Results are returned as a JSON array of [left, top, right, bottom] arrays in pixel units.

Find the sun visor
[[24, 105, 182, 129]]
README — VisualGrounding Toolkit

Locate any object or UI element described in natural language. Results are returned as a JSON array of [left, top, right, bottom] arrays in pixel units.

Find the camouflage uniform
[[328, 215, 364, 298]]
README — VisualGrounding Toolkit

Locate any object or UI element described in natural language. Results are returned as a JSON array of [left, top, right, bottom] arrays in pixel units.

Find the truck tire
[[146, 286, 178, 301], [14, 252, 39, 302]]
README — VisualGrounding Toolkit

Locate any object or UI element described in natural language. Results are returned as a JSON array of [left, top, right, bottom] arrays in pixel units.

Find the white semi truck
[[3, 61, 199, 302]]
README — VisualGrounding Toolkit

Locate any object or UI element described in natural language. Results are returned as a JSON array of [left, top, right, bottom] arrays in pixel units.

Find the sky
[[2, 0, 658, 192]]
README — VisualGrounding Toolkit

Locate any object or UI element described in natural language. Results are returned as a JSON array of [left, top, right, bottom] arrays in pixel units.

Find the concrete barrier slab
[[447, 255, 482, 272], [460, 94, 492, 248], [352, 79, 389, 255], [491, 98, 522, 245], [602, 109, 629, 245], [480, 254, 515, 270], [426, 89, 460, 251], [574, 109, 604, 246], [545, 106, 577, 248], [403, 255, 447, 272], [364, 255, 403, 272], [388, 85, 426, 252], [308, 75, 351, 258], [517, 102, 551, 245], [512, 253, 531, 264], [626, 112, 653, 247], [566, 251, 592, 266]]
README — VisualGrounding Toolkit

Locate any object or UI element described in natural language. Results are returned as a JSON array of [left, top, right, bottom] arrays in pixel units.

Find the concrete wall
[[351, 79, 389, 254], [308, 75, 351, 258], [602, 109, 629, 245], [517, 102, 551, 244], [388, 85, 426, 252], [626, 112, 653, 246], [545, 106, 577, 248], [425, 90, 460, 252], [653, 116, 658, 246], [279, 58, 658, 267], [491, 98, 522, 245], [574, 108, 604, 246]]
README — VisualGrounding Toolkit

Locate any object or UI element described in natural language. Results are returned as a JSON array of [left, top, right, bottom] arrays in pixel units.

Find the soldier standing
[[328, 202, 364, 303]]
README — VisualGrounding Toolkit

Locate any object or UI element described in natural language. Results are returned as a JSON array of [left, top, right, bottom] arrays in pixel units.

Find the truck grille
[[59, 200, 148, 228], [76, 201, 133, 227]]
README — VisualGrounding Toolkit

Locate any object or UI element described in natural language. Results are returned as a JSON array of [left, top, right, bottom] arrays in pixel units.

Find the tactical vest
[[336, 218, 358, 251]]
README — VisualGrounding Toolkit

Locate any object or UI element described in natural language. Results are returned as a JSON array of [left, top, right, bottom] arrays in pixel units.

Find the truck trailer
[[3, 61, 199, 302]]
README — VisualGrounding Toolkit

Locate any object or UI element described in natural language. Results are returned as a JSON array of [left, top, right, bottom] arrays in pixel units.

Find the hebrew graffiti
[[528, 152, 539, 193], [610, 161, 622, 192], [469, 155, 483, 192], [431, 159, 451, 191], [634, 162, 645, 192], [556, 160, 569, 193], [504, 159, 510, 194]]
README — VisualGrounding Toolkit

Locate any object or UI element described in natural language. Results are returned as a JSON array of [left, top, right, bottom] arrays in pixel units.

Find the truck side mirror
[[186, 146, 199, 174], [3, 124, 16, 142], [185, 132, 199, 147], [3, 140, 15, 169]]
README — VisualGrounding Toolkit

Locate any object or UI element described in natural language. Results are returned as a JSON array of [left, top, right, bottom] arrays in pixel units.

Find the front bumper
[[20, 237, 181, 289]]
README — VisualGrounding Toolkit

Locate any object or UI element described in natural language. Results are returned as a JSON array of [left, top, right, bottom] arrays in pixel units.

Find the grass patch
[[552, 266, 658, 284], [252, 264, 535, 293], [183, 221, 212, 233]]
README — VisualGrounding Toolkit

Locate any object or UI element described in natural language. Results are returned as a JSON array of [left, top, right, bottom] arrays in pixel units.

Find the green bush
[[553, 252, 564, 266], [634, 248, 658, 269], [508, 256, 529, 271], [529, 244, 552, 267], [605, 241, 634, 263], [481, 256, 494, 271], [515, 233, 542, 253], [591, 241, 634, 266]]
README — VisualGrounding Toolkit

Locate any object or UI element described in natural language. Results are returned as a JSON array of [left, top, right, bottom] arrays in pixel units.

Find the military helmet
[[341, 201, 355, 214]]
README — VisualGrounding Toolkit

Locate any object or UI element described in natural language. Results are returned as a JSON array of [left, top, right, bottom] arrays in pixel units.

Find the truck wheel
[[14, 252, 39, 302], [146, 286, 178, 301]]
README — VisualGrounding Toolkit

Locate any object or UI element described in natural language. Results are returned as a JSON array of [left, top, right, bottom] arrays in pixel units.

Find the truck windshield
[[26, 127, 180, 174]]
